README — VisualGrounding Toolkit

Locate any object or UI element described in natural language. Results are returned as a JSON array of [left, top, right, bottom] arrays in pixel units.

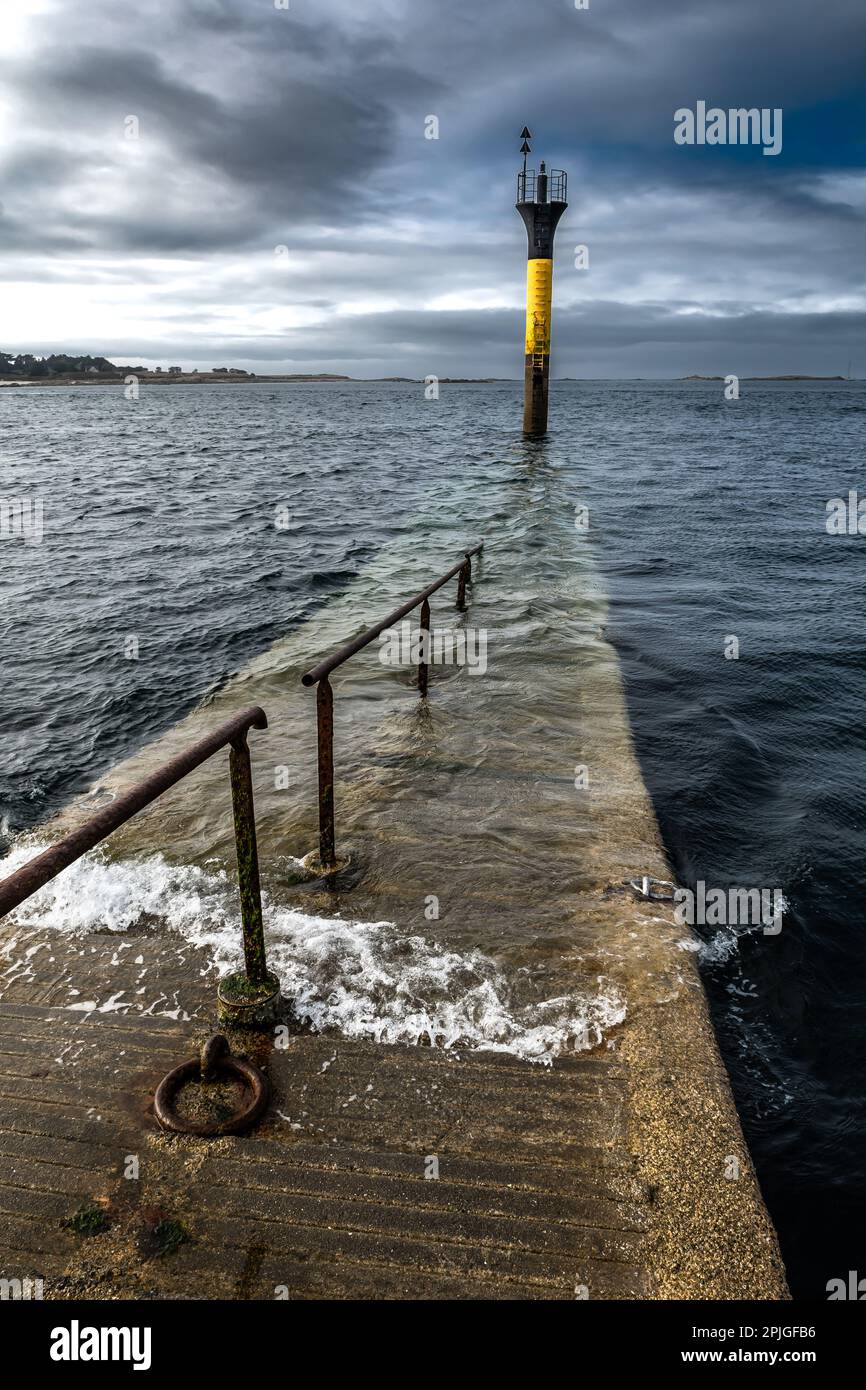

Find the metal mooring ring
[[154, 1033, 270, 1137]]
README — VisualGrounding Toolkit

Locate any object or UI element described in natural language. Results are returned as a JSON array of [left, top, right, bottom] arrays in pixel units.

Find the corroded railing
[[0, 705, 271, 998], [301, 544, 483, 871]]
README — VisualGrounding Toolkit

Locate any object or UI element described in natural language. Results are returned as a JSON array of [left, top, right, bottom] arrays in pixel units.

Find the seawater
[[1, 378, 863, 1295]]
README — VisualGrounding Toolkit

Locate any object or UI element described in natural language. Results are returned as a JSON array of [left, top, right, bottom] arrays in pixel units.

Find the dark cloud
[[0, 0, 863, 373]]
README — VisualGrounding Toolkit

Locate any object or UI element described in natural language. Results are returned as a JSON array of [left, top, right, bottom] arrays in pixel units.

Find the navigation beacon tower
[[515, 129, 567, 436]]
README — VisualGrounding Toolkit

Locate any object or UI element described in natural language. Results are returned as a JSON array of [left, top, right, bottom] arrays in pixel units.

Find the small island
[[680, 374, 850, 381]]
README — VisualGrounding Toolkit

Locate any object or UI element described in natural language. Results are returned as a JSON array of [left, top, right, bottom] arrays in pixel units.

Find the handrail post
[[0, 704, 269, 924], [228, 732, 268, 985], [456, 554, 471, 610], [298, 544, 483, 872], [418, 597, 431, 697], [316, 677, 336, 869]]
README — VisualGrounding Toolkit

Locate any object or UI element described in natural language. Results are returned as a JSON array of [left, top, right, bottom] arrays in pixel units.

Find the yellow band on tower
[[524, 258, 553, 355]]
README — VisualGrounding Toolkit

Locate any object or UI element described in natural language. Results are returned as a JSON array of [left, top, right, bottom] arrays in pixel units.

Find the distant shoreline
[[0, 373, 504, 387], [1, 374, 857, 388], [679, 374, 849, 382]]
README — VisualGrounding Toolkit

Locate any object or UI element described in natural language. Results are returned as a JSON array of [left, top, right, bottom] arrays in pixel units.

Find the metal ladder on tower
[[531, 313, 547, 371]]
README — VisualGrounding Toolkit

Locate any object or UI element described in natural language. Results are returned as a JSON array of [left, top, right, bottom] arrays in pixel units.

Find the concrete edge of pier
[[577, 623, 789, 1299]]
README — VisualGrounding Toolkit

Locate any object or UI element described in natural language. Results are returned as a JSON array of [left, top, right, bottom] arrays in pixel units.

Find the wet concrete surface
[[0, 527, 788, 1298]]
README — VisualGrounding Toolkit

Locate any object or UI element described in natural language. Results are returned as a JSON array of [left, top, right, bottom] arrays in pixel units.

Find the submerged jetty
[[0, 535, 787, 1300]]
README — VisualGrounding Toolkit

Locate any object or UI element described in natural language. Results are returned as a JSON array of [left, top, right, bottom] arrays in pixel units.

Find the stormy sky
[[1, 0, 864, 377]]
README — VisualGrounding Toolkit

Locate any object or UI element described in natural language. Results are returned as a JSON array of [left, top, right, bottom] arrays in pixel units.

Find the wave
[[0, 844, 626, 1064]]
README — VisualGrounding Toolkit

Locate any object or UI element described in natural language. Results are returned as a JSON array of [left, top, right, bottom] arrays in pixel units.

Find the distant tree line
[[0, 352, 119, 377]]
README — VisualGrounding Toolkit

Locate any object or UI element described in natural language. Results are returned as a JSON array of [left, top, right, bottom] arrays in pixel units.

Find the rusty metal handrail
[[301, 543, 484, 687], [0, 704, 271, 989], [301, 543, 483, 872]]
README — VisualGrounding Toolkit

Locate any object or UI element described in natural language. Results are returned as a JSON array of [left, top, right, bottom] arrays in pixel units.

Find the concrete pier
[[0, 798, 787, 1298], [0, 537, 788, 1300], [0, 977, 786, 1299]]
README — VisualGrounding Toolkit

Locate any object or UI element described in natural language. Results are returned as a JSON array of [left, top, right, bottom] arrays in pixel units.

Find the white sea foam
[[697, 896, 789, 966], [698, 929, 741, 965], [0, 844, 626, 1064]]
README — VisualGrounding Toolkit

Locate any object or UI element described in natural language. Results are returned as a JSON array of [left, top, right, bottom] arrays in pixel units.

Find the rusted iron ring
[[154, 1034, 270, 1137]]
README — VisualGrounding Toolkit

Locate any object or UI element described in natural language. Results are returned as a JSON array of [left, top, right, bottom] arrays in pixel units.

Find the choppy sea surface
[[1, 378, 863, 1297]]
